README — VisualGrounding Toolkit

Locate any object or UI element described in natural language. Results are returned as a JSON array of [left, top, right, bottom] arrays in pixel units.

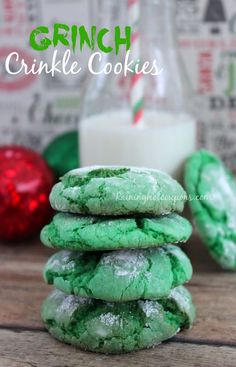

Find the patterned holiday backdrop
[[0, 0, 89, 151], [0, 0, 236, 171], [177, 0, 236, 172]]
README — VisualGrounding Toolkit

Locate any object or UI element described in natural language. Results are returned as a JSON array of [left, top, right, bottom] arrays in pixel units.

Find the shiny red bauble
[[0, 146, 55, 242]]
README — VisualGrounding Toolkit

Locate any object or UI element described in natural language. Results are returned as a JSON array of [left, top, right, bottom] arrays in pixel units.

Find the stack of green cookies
[[40, 166, 196, 354]]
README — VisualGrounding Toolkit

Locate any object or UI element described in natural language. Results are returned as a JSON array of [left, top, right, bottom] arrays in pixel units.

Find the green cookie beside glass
[[185, 149, 236, 270]]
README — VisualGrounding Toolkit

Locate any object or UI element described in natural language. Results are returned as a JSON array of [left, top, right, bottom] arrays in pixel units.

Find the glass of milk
[[79, 0, 197, 181]]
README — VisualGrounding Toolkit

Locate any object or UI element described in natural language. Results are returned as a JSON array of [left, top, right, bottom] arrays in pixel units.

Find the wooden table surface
[[0, 236, 236, 367]]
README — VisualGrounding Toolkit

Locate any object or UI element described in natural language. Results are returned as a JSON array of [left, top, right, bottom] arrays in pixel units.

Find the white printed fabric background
[[0, 0, 89, 151], [0, 0, 236, 172], [177, 0, 236, 172]]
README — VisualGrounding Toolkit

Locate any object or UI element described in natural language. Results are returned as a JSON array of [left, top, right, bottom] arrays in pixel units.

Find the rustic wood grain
[[1, 239, 236, 344], [0, 235, 236, 366], [0, 329, 236, 367], [1, 272, 236, 345]]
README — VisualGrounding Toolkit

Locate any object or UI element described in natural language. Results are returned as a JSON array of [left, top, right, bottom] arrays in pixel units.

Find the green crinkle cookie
[[41, 286, 195, 354], [40, 213, 192, 251], [185, 149, 236, 270], [49, 166, 187, 216], [43, 245, 192, 302]]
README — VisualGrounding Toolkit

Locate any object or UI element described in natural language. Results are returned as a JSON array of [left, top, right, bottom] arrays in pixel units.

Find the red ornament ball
[[0, 146, 55, 242]]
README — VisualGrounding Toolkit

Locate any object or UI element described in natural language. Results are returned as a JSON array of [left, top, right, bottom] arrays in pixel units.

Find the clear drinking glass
[[79, 0, 197, 180]]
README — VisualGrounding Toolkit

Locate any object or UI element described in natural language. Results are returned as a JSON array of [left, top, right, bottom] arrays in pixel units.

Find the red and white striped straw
[[128, 0, 144, 127]]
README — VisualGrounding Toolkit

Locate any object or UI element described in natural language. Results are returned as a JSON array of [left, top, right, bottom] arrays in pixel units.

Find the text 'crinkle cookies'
[[41, 166, 195, 354]]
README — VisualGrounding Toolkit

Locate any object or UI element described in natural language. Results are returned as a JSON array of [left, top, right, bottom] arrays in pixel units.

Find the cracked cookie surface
[[41, 212, 192, 251], [43, 245, 193, 302], [49, 166, 187, 216], [41, 286, 195, 354], [185, 149, 236, 270]]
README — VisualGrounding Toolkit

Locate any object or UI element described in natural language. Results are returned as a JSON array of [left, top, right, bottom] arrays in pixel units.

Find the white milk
[[79, 110, 196, 180]]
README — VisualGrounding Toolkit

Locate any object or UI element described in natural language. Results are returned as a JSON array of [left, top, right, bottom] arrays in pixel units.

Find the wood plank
[[0, 239, 53, 260], [0, 240, 52, 329], [0, 278, 49, 329], [185, 232, 220, 272], [0, 237, 236, 345], [0, 233, 216, 270], [179, 281, 236, 344], [1, 268, 236, 345], [0, 329, 235, 367], [0, 234, 218, 272]]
